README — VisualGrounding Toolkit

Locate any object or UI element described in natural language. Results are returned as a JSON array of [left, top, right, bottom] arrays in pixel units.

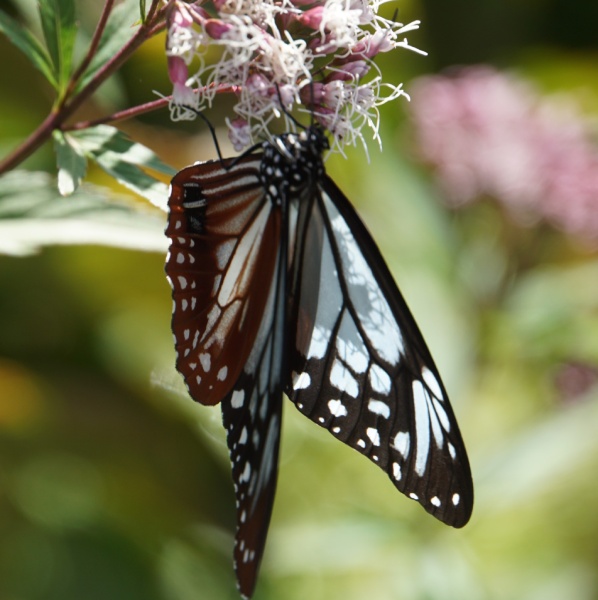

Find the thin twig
[[66, 0, 116, 99], [65, 96, 172, 130], [0, 2, 168, 175]]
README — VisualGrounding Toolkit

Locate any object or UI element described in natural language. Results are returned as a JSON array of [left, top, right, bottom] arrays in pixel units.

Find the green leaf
[[0, 9, 56, 86], [70, 125, 176, 210], [38, 0, 77, 92], [139, 0, 147, 22], [0, 171, 166, 256], [53, 131, 88, 196], [77, 0, 140, 92]]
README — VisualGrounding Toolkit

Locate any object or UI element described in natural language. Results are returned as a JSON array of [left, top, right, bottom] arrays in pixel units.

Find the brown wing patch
[[166, 157, 281, 406]]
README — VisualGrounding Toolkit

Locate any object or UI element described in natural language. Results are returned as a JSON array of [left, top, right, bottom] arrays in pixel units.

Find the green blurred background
[[1, 1, 598, 599]]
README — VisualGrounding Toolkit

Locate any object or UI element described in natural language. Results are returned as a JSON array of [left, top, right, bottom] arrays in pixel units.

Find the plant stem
[[0, 1, 167, 175], [66, 0, 117, 99], [65, 97, 172, 131]]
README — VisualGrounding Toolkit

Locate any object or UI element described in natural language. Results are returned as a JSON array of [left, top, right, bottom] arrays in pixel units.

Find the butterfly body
[[166, 126, 473, 599]]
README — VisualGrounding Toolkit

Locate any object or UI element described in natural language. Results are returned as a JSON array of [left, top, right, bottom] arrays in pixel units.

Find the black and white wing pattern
[[166, 154, 287, 598], [166, 124, 473, 600], [286, 176, 473, 528], [220, 222, 288, 600]]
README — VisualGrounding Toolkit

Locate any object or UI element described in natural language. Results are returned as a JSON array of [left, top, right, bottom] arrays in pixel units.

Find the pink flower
[[409, 67, 598, 243], [164, 0, 423, 151]]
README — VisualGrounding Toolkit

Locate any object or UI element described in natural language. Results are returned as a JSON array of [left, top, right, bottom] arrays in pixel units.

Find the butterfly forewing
[[286, 177, 473, 528], [166, 156, 281, 406]]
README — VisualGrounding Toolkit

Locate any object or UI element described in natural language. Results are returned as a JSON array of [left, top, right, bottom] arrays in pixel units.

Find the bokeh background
[[1, 1, 598, 599]]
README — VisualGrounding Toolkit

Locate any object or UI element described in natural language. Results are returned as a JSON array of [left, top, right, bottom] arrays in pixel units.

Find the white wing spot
[[409, 492, 419, 500], [366, 427, 381, 446], [318, 417, 325, 424], [336, 315, 368, 374], [199, 353, 211, 372], [183, 329, 190, 340], [422, 366, 443, 400], [368, 399, 390, 419], [240, 511, 246, 525], [452, 493, 460, 506], [328, 399, 348, 417], [239, 462, 251, 484], [217, 366, 228, 381], [307, 325, 332, 360], [231, 389, 245, 408], [392, 462, 402, 481], [369, 364, 392, 394], [238, 427, 248, 445], [392, 431, 410, 457], [181, 298, 188, 311], [292, 371, 311, 390], [332, 426, 341, 434], [174, 219, 182, 230], [195, 375, 201, 385], [176, 252, 184, 264], [177, 275, 188, 290], [413, 380, 431, 476], [330, 359, 359, 398], [431, 496, 441, 507], [189, 362, 197, 370], [432, 397, 451, 432], [448, 443, 456, 460], [357, 439, 366, 448]]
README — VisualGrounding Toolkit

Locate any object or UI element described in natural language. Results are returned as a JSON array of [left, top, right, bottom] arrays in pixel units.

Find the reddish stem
[[65, 0, 116, 99], [0, 1, 167, 175], [65, 97, 172, 130]]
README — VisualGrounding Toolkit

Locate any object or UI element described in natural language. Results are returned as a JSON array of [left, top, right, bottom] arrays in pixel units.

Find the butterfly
[[165, 124, 473, 599]]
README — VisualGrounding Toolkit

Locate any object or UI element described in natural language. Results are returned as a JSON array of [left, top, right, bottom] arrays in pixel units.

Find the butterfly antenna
[[192, 108, 225, 164]]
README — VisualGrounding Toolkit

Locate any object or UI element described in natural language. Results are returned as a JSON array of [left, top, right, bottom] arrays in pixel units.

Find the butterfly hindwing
[[286, 176, 473, 528], [220, 194, 290, 599]]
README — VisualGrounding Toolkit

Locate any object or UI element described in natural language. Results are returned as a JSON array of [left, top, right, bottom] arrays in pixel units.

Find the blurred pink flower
[[409, 66, 598, 243]]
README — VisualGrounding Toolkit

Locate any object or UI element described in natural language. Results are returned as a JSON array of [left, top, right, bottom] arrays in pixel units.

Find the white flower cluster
[[165, 0, 425, 152]]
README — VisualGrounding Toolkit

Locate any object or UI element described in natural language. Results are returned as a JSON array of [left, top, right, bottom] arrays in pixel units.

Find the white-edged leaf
[[0, 171, 166, 256], [70, 125, 175, 210], [53, 130, 87, 195]]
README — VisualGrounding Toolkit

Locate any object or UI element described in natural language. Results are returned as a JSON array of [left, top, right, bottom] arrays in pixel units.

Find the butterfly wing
[[286, 176, 473, 528], [220, 232, 287, 599], [167, 154, 290, 598], [166, 155, 280, 406]]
